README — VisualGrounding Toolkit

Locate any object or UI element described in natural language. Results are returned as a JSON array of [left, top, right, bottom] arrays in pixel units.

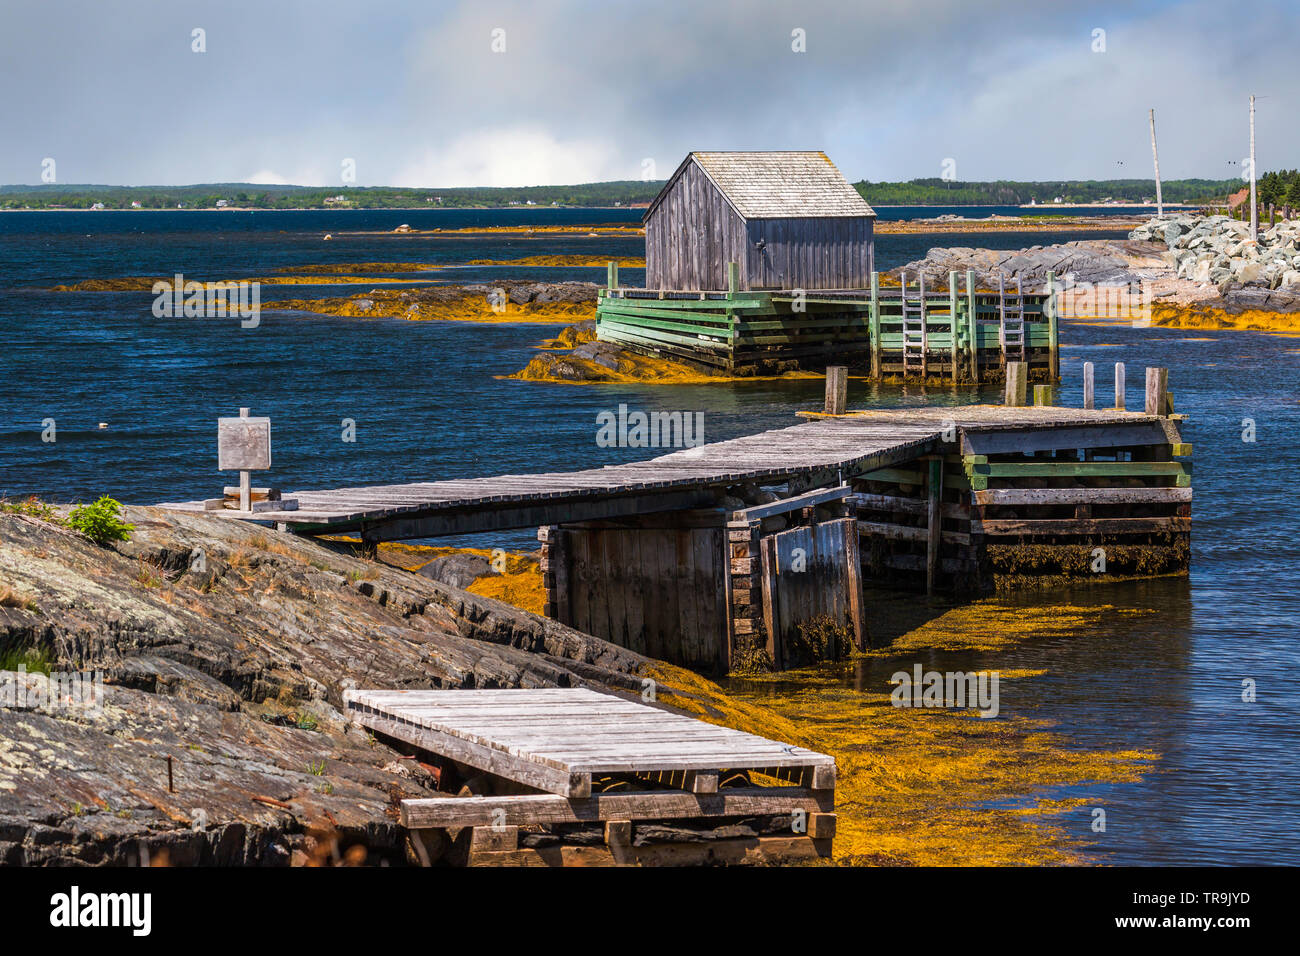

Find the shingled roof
[[646, 151, 876, 221]]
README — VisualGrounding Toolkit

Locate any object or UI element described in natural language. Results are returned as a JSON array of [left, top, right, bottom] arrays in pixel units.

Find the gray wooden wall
[[644, 161, 747, 292]]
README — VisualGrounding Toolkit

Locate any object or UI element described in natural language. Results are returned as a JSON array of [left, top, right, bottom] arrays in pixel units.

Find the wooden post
[[238, 406, 251, 512], [1115, 362, 1126, 410], [869, 272, 881, 381], [926, 458, 943, 596], [1145, 367, 1169, 416], [919, 271, 928, 377], [1033, 384, 1053, 406], [1083, 361, 1095, 409], [727, 260, 739, 297], [824, 366, 848, 415], [1004, 362, 1027, 406], [607, 260, 618, 292], [966, 269, 979, 385], [948, 271, 959, 384], [1046, 270, 1059, 382]]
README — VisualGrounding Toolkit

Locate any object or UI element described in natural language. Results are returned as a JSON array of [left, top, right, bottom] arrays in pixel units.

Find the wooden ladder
[[900, 271, 927, 377], [998, 274, 1026, 366]]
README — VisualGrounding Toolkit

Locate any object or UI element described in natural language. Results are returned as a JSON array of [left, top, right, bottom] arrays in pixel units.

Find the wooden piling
[[949, 271, 960, 384], [926, 457, 943, 595], [727, 261, 739, 297], [607, 261, 619, 291], [824, 366, 848, 415], [1005, 362, 1027, 406], [1115, 362, 1126, 410], [1033, 384, 1053, 406], [1046, 270, 1059, 382], [1145, 367, 1169, 416], [869, 272, 881, 381], [1083, 361, 1095, 409], [966, 269, 979, 385]]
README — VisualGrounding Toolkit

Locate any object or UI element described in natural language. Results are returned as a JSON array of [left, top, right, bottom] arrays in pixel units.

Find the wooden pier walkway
[[159, 405, 1169, 544]]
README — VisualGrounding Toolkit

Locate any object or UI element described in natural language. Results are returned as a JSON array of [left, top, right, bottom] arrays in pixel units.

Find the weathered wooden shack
[[643, 151, 876, 292], [601, 151, 1057, 382]]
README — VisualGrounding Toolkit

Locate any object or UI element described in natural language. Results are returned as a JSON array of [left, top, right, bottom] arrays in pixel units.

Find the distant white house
[[215, 199, 229, 208], [130, 201, 142, 208], [90, 202, 105, 210], [323, 195, 348, 205]]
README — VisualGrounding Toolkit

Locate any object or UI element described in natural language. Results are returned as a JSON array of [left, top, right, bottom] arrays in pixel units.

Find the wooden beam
[[967, 460, 1191, 479], [974, 486, 1192, 506], [730, 485, 852, 523], [1083, 361, 1095, 410], [1115, 362, 1126, 410], [973, 516, 1191, 535], [463, 834, 831, 867], [960, 422, 1171, 456]]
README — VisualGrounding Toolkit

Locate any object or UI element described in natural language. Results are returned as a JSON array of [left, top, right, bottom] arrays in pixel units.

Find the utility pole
[[1149, 108, 1163, 218], [1249, 94, 1258, 243]]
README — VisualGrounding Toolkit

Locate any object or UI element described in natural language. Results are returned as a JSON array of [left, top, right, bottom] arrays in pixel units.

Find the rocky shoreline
[[0, 507, 667, 865], [898, 216, 1300, 322]]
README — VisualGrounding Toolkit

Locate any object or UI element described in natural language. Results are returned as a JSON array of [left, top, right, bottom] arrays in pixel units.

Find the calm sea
[[0, 207, 1294, 865]]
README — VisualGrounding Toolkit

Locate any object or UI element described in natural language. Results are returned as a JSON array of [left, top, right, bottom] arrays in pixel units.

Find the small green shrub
[[0, 496, 56, 520], [64, 496, 133, 546]]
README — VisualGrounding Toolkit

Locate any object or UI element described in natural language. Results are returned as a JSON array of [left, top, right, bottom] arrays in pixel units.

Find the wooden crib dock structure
[[596, 262, 1060, 383], [345, 687, 836, 866]]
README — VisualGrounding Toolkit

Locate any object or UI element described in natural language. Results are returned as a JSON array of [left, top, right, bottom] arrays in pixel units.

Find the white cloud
[[391, 128, 624, 187]]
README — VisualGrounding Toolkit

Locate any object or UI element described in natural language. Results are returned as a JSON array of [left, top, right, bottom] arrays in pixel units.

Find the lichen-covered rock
[[0, 508, 650, 865]]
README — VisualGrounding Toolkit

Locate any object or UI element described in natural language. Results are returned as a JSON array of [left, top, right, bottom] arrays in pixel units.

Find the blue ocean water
[[0, 208, 1294, 865]]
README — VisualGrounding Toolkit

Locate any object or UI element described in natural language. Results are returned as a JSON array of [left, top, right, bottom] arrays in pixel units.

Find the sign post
[[217, 408, 272, 512]]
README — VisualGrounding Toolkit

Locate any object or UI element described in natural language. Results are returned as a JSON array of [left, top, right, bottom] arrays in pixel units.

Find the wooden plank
[[968, 460, 1190, 479], [973, 516, 1192, 535], [464, 835, 831, 868], [974, 486, 1192, 506], [354, 713, 583, 797]]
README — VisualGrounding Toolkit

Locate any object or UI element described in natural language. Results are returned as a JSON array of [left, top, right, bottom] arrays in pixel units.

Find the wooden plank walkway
[[344, 687, 835, 799], [158, 405, 1170, 541]]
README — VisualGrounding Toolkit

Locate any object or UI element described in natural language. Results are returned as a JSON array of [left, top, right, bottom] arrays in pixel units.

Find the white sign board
[[217, 417, 271, 471]]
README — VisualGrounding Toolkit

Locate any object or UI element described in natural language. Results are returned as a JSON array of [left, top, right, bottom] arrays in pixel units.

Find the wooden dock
[[597, 263, 1059, 383], [159, 405, 1144, 541], [161, 399, 1190, 674], [345, 687, 836, 866]]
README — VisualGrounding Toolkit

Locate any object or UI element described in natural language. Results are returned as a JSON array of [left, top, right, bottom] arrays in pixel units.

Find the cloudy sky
[[1, 0, 1295, 187]]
